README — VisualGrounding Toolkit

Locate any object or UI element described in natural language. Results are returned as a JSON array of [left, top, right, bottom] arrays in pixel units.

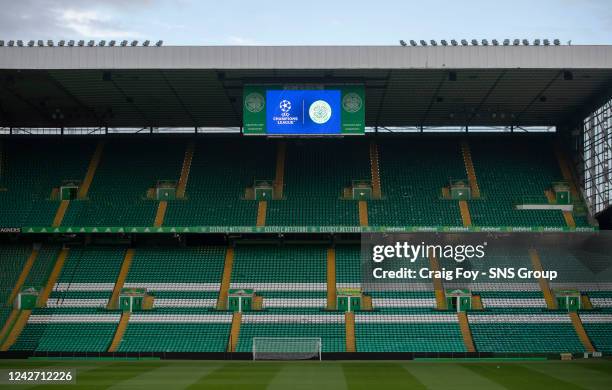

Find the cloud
[[0, 0, 148, 40]]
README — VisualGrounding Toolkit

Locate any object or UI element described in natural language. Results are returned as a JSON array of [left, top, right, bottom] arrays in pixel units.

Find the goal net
[[252, 337, 322, 360]]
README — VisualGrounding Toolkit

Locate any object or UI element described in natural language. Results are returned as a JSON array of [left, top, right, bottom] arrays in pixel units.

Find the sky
[[0, 0, 610, 45]]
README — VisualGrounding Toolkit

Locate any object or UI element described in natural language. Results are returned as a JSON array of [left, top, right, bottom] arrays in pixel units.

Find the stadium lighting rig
[[398, 38, 564, 47]]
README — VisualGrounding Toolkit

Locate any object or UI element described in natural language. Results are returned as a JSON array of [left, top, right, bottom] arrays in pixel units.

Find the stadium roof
[[1, 45, 611, 128]]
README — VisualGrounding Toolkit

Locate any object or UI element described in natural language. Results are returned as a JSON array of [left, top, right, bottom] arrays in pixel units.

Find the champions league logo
[[279, 99, 292, 113], [309, 100, 332, 124]]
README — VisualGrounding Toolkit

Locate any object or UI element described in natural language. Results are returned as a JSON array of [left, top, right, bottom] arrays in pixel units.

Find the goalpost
[[252, 337, 322, 360]]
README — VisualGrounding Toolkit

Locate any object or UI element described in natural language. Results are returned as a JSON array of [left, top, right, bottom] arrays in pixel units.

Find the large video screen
[[266, 90, 341, 135], [243, 85, 365, 135]]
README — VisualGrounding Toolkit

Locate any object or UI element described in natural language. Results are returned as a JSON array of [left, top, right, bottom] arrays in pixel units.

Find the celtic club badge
[[244, 92, 265, 113], [342, 92, 362, 113], [309, 100, 332, 124]]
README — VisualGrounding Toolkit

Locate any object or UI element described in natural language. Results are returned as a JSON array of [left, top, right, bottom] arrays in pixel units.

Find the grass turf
[[0, 359, 610, 389]]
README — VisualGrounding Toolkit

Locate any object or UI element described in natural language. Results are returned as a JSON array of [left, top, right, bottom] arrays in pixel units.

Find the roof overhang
[[1, 46, 611, 128]]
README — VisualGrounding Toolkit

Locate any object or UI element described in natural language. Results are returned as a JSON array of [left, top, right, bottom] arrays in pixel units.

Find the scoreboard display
[[243, 85, 365, 135]]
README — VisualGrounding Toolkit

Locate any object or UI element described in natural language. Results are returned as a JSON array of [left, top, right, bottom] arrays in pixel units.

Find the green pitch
[[1, 359, 611, 389]]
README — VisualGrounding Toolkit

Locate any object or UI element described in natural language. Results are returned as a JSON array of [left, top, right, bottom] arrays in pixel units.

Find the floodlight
[[430, 40, 437, 46], [451, 39, 458, 46], [420, 40, 427, 46], [409, 40, 417, 46], [553, 39, 560, 45], [399, 40, 407, 46], [441, 39, 448, 46], [533, 39, 540, 45], [78, 40, 84, 46], [109, 40, 116, 46], [47, 40, 53, 46], [121, 40, 128, 46], [68, 40, 75, 46], [87, 40, 94, 47], [522, 39, 529, 45], [513, 39, 520, 45], [0, 40, 3, 46], [492, 39, 499, 46], [131, 40, 138, 46], [481, 39, 488, 45], [471, 39, 478, 45], [37, 40, 43, 46], [461, 39, 468, 46], [503, 39, 510, 46], [17, 40, 23, 47], [8, 40, 14, 46], [143, 40, 150, 46], [27, 40, 34, 47], [99, 40, 106, 46], [58, 40, 65, 46], [155, 40, 163, 47], [543, 39, 550, 46]]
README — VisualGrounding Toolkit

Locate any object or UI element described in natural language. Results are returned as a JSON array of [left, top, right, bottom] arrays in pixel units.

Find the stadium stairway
[[108, 312, 130, 352], [273, 141, 286, 199], [358, 200, 368, 226], [52, 200, 70, 227], [256, 201, 267, 226], [581, 295, 594, 310], [37, 248, 69, 307], [345, 312, 356, 352], [461, 140, 481, 198], [154, 140, 195, 227], [7, 245, 40, 305], [472, 295, 484, 310], [107, 249, 134, 309], [154, 201, 168, 227], [0, 310, 31, 351], [459, 200, 472, 227], [569, 312, 595, 353], [77, 140, 105, 199], [176, 141, 195, 199], [428, 255, 447, 310], [369, 141, 382, 199], [227, 312, 242, 352], [327, 248, 336, 310], [457, 312, 476, 352], [528, 248, 557, 309], [216, 247, 235, 310], [0, 309, 19, 343]]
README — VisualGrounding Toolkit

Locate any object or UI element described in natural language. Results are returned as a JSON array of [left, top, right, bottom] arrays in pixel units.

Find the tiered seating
[[355, 313, 466, 352], [335, 245, 360, 288], [117, 313, 232, 352], [21, 246, 60, 290], [468, 312, 585, 353], [468, 138, 588, 227], [0, 139, 94, 227], [580, 314, 612, 354], [369, 139, 465, 227], [124, 246, 226, 308], [267, 140, 370, 226], [442, 247, 545, 309], [49, 246, 127, 308], [63, 139, 184, 226], [0, 245, 32, 304], [164, 139, 276, 226], [10, 312, 119, 352], [231, 245, 327, 309], [237, 312, 345, 352]]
